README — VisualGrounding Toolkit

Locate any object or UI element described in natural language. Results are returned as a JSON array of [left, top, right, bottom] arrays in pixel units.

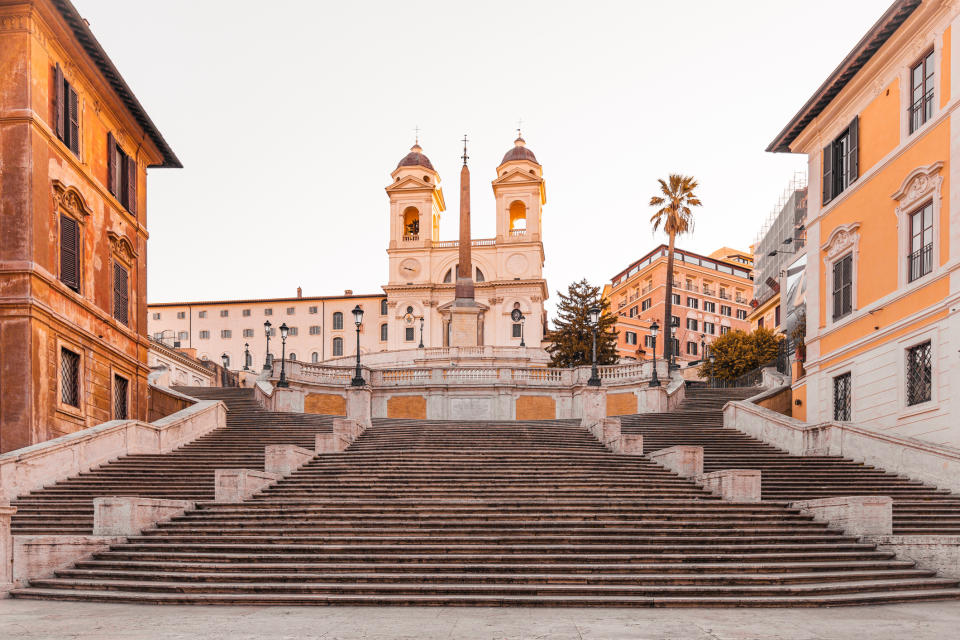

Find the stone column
[[345, 386, 372, 431], [0, 504, 16, 593]]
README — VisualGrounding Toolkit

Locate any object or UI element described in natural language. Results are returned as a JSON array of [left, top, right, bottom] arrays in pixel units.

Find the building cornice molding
[[891, 160, 944, 212]]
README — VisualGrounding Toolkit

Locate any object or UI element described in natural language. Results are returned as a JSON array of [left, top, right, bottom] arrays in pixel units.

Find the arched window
[[332, 337, 343, 356], [380, 299, 388, 315], [509, 200, 526, 231], [406, 306, 414, 315], [288, 353, 296, 361], [476, 267, 485, 282], [311, 352, 319, 363], [402, 206, 420, 240], [444, 265, 485, 283], [380, 323, 388, 341], [332, 312, 343, 330]]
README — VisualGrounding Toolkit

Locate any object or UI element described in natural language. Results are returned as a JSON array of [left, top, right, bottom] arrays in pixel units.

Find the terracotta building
[[768, 0, 960, 445], [603, 246, 754, 370], [0, 0, 180, 452]]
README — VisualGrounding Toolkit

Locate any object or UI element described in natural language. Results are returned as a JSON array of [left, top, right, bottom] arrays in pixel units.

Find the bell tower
[[385, 143, 445, 250], [492, 135, 546, 244]]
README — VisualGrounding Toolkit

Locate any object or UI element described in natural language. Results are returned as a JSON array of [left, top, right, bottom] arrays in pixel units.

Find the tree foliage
[[546, 279, 619, 368], [698, 327, 783, 381]]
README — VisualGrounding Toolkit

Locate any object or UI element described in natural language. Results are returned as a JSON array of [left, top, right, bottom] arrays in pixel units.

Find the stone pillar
[[315, 433, 347, 454], [272, 387, 305, 413], [791, 496, 893, 536], [700, 469, 762, 503], [264, 445, 314, 475], [345, 386, 372, 431], [616, 433, 644, 454], [577, 386, 606, 431], [93, 497, 194, 537], [0, 504, 15, 593], [649, 445, 704, 478], [214, 469, 280, 503]]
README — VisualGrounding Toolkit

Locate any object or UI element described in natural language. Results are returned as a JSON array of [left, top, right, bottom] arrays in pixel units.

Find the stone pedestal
[[12, 535, 123, 588], [700, 469, 762, 503], [214, 469, 280, 503], [315, 433, 347, 454], [578, 386, 607, 431], [791, 496, 893, 536], [0, 504, 15, 593], [649, 445, 704, 478], [345, 386, 372, 432], [616, 434, 644, 455], [93, 497, 194, 537], [272, 387, 305, 413], [264, 445, 314, 476], [449, 305, 481, 347]]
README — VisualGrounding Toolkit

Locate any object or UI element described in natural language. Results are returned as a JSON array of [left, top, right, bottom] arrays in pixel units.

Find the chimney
[[344, 289, 353, 296], [297, 287, 302, 298]]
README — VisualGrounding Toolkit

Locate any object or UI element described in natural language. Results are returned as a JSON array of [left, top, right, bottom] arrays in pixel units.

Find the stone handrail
[[314, 345, 552, 368], [0, 399, 227, 503], [724, 391, 960, 493]]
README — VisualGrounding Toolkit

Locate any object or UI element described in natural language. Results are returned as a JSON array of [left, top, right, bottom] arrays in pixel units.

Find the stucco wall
[[515, 395, 556, 420], [304, 393, 346, 416]]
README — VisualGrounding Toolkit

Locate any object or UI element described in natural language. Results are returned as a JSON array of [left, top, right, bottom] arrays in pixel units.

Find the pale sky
[[73, 0, 891, 320]]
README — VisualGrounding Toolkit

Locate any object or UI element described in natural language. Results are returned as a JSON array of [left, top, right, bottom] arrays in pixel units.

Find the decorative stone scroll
[[891, 161, 943, 215]]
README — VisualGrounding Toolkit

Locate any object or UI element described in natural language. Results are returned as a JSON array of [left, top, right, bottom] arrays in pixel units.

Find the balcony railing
[[718, 292, 731, 300], [685, 283, 699, 292], [907, 244, 933, 283], [509, 228, 526, 236], [641, 285, 652, 295], [402, 235, 419, 242], [703, 288, 715, 297]]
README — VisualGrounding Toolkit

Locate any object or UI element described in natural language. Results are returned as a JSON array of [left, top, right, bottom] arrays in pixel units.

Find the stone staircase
[[9, 386, 960, 606], [9, 388, 337, 535], [621, 384, 960, 535]]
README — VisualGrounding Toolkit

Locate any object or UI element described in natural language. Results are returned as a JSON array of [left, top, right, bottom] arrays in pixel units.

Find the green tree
[[699, 327, 783, 381], [546, 279, 618, 367], [649, 175, 702, 365]]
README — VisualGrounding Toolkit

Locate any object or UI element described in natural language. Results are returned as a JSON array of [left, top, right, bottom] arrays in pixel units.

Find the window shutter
[[842, 256, 853, 315], [67, 87, 79, 154], [848, 116, 859, 183], [822, 142, 833, 205], [59, 214, 80, 291], [126, 156, 137, 214], [113, 262, 129, 325], [832, 260, 842, 318], [54, 64, 65, 141], [107, 133, 117, 196]]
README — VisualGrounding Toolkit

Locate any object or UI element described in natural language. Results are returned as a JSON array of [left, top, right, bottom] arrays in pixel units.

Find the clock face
[[511, 308, 523, 322], [399, 258, 420, 279]]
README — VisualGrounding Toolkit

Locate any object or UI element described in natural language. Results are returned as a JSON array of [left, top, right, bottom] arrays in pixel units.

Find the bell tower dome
[[386, 143, 445, 249], [492, 135, 546, 244]]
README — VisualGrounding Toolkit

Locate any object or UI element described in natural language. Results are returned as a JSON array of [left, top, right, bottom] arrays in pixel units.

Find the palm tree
[[649, 174, 702, 367]]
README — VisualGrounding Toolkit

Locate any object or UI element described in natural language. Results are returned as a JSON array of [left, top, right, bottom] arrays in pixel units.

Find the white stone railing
[[0, 399, 227, 503], [314, 345, 552, 368], [724, 391, 960, 494]]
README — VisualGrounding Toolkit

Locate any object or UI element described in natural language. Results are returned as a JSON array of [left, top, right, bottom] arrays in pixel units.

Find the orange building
[[0, 0, 179, 451], [768, 0, 960, 444], [603, 246, 753, 371]]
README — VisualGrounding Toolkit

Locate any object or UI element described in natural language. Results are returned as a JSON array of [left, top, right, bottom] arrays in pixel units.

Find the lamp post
[[276, 323, 289, 388], [649, 320, 661, 387], [243, 343, 250, 371], [351, 305, 365, 386], [708, 352, 716, 387], [220, 353, 229, 387], [700, 332, 706, 365], [418, 316, 424, 349], [587, 305, 601, 387], [263, 320, 272, 371], [511, 308, 526, 348]]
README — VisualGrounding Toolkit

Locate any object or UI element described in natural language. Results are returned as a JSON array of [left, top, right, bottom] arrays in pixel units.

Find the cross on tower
[[413, 125, 420, 145], [461, 134, 469, 165], [516, 118, 523, 138]]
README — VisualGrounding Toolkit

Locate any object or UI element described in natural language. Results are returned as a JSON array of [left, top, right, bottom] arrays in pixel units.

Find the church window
[[512, 323, 522, 338], [509, 200, 526, 232], [380, 299, 388, 315], [332, 312, 343, 330], [476, 268, 485, 282], [403, 207, 420, 240], [444, 265, 485, 283], [311, 352, 319, 363], [332, 337, 343, 356], [380, 323, 388, 341], [405, 327, 415, 341], [288, 353, 296, 361]]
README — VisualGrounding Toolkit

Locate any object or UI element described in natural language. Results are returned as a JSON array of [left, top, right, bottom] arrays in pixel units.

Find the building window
[[243, 329, 254, 338], [641, 299, 651, 311], [264, 308, 273, 316], [906, 341, 932, 406], [671, 293, 681, 305], [686, 341, 698, 356], [332, 337, 343, 356], [59, 214, 81, 292], [151, 312, 160, 320], [288, 353, 296, 361], [286, 307, 295, 315], [309, 306, 318, 314], [720, 305, 732, 317], [822, 117, 859, 205], [112, 262, 129, 326], [220, 310, 228, 318], [309, 325, 321, 335], [687, 297, 698, 309], [380, 299, 388, 315], [199, 330, 210, 339], [198, 311, 207, 319], [177, 331, 188, 341], [833, 372, 852, 421], [670, 315, 679, 327], [221, 329, 231, 339], [242, 309, 251, 317], [910, 50, 935, 133], [703, 301, 715, 313], [53, 64, 80, 156], [644, 335, 655, 348], [113, 374, 128, 420], [333, 312, 343, 330], [758, 317, 765, 329], [628, 306, 638, 318], [625, 331, 637, 345], [512, 323, 522, 338], [60, 347, 80, 407], [736, 309, 747, 320], [288, 327, 298, 336], [670, 338, 680, 356], [107, 133, 137, 214], [405, 327, 415, 341], [380, 323, 388, 341], [832, 254, 853, 320], [703, 322, 715, 335], [177, 311, 186, 319], [720, 326, 730, 335], [311, 352, 319, 363], [908, 202, 934, 282], [686, 318, 698, 331]]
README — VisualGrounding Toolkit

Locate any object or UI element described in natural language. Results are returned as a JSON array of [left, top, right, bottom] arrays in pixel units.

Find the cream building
[[147, 136, 549, 367]]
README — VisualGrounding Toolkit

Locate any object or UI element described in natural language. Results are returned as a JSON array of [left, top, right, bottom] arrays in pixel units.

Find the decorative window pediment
[[821, 222, 861, 262], [52, 180, 92, 220], [892, 162, 943, 288], [108, 230, 138, 264], [892, 161, 943, 215]]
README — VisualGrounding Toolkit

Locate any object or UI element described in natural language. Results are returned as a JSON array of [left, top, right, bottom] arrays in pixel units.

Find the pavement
[[2, 599, 960, 639]]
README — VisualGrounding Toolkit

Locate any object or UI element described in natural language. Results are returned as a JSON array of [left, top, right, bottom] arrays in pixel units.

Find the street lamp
[[587, 305, 601, 387], [511, 307, 526, 348], [220, 353, 229, 387], [700, 332, 706, 364], [351, 305, 365, 386], [276, 322, 289, 388], [263, 320, 272, 371], [649, 320, 661, 387], [243, 342, 250, 371], [418, 316, 424, 349]]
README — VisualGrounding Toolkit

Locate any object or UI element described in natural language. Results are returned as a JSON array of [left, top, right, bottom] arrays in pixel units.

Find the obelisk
[[449, 135, 482, 347]]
